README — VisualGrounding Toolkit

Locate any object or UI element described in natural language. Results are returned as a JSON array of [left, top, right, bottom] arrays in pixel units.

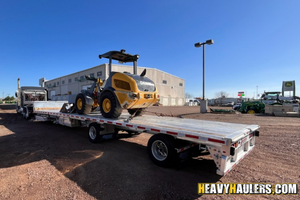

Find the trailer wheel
[[147, 134, 177, 167], [99, 92, 122, 118], [88, 123, 103, 143], [76, 93, 92, 115]]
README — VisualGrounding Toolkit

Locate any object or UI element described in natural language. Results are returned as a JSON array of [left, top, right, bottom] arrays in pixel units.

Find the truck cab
[[15, 78, 47, 119]]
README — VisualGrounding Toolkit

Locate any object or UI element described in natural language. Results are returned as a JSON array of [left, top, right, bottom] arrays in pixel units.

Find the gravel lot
[[0, 104, 299, 200]]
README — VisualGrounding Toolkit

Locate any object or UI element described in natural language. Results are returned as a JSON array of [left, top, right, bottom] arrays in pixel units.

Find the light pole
[[194, 39, 214, 113]]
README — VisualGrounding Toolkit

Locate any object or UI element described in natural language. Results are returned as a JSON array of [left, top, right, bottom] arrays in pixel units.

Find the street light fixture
[[194, 39, 214, 113], [194, 39, 214, 48]]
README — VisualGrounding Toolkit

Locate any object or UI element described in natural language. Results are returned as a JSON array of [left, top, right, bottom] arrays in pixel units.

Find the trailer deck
[[32, 101, 260, 176]]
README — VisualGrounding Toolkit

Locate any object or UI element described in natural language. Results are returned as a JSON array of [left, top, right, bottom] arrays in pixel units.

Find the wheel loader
[[75, 49, 159, 118]]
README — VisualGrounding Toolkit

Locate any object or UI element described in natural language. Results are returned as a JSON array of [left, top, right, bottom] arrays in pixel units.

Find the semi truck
[[28, 100, 260, 176], [15, 78, 47, 119]]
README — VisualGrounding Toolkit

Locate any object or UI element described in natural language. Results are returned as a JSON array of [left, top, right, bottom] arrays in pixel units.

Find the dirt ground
[[0, 104, 299, 200]]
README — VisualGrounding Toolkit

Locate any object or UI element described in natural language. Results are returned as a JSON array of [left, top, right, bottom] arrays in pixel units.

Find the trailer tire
[[76, 93, 92, 115], [99, 92, 122, 118], [88, 123, 103, 143], [147, 134, 177, 167]]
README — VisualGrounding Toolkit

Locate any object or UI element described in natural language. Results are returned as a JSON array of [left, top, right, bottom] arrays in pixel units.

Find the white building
[[41, 64, 185, 106]]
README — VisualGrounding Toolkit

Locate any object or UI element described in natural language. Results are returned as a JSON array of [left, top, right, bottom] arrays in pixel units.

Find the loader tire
[[76, 93, 92, 115], [128, 108, 145, 116], [99, 92, 122, 118]]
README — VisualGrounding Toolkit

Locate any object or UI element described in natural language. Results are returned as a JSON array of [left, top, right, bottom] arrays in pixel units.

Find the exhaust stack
[[17, 78, 20, 89]]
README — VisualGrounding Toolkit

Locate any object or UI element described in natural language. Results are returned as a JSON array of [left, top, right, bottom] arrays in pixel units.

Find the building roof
[[44, 64, 184, 82]]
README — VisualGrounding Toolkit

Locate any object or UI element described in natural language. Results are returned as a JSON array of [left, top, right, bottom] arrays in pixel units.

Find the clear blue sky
[[1, 0, 300, 99]]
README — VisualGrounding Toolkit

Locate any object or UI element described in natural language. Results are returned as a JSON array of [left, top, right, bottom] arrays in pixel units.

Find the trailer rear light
[[208, 138, 225, 144]]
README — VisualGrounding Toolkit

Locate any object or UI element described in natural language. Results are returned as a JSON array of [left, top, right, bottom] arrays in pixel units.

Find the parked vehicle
[[238, 101, 265, 114], [232, 103, 242, 110], [191, 99, 200, 105], [209, 98, 242, 106], [224, 101, 234, 106]]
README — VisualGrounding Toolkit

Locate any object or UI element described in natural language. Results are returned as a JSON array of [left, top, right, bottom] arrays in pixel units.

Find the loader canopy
[[99, 49, 140, 75], [99, 50, 139, 63]]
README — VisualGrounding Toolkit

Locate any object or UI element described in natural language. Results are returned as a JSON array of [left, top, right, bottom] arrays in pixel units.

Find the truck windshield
[[24, 93, 46, 101]]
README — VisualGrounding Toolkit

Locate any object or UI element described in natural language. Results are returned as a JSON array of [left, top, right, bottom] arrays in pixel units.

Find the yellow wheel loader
[[75, 49, 159, 118]]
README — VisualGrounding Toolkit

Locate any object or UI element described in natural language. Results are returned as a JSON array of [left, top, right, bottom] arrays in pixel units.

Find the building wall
[[44, 64, 185, 106]]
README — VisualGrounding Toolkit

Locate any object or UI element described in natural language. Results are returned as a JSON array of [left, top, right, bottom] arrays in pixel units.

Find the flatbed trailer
[[32, 101, 260, 176]]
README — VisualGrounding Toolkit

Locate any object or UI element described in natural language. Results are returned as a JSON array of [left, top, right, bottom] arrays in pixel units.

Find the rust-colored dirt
[[0, 104, 299, 200]]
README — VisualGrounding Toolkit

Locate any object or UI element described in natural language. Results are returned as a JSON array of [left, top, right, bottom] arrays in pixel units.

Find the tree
[[185, 93, 193, 99], [3, 96, 15, 101], [215, 91, 229, 99]]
